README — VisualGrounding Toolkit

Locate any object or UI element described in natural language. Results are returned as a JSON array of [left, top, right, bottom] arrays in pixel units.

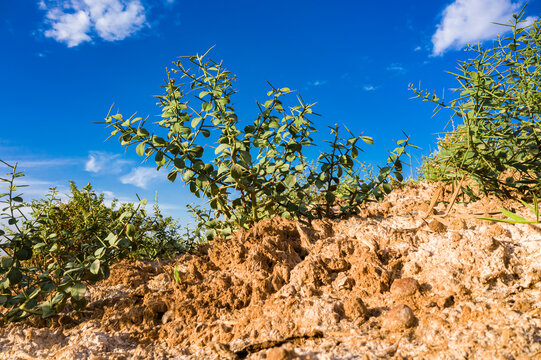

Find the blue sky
[[1, 0, 539, 223]]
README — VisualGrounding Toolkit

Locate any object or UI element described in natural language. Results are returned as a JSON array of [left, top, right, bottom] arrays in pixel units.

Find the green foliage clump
[[103, 50, 414, 238], [26, 182, 186, 262], [0, 161, 185, 324], [0, 161, 141, 323], [411, 9, 541, 199]]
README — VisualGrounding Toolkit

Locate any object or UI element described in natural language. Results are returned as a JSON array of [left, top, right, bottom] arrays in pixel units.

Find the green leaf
[[126, 224, 136, 239], [7, 268, 22, 285], [90, 259, 100, 275], [215, 143, 230, 154], [40, 303, 54, 318], [1, 257, 13, 270], [382, 183, 393, 194], [155, 151, 164, 164], [499, 209, 529, 223], [231, 164, 244, 179], [239, 150, 252, 164], [136, 142, 146, 156], [361, 136, 374, 145], [137, 128, 150, 137], [14, 247, 32, 261], [264, 99, 274, 108], [191, 117, 202, 128], [94, 247, 105, 258], [106, 233, 118, 246], [174, 158, 185, 169], [167, 171, 177, 182], [202, 102, 212, 112], [152, 136, 167, 146], [285, 175, 297, 187], [217, 163, 229, 175], [71, 282, 87, 301], [28, 287, 41, 300], [50, 291, 65, 306]]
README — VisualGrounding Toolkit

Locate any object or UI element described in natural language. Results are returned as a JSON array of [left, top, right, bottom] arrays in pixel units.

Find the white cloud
[[119, 167, 163, 189], [307, 80, 327, 87], [44, 8, 91, 47], [432, 0, 528, 56], [386, 63, 406, 73], [12, 158, 80, 168], [40, 0, 147, 47], [363, 85, 376, 91], [85, 151, 131, 174]]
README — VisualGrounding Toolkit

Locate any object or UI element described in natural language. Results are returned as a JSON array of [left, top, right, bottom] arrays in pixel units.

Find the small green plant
[[124, 194, 188, 259], [102, 50, 415, 237], [478, 195, 539, 224], [411, 8, 541, 199], [0, 161, 147, 324]]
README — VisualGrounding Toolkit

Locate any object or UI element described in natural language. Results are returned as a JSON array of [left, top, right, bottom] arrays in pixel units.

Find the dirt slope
[[1, 182, 541, 359]]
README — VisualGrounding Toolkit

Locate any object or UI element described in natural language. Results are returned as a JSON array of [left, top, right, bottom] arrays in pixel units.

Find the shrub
[[411, 9, 541, 199], [0, 161, 144, 323], [127, 194, 190, 259], [103, 50, 415, 237], [0, 161, 184, 324]]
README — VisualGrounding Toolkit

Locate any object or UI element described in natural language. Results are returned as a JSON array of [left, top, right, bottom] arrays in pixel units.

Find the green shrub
[[0, 161, 143, 323], [126, 194, 191, 259], [103, 50, 415, 237], [411, 9, 541, 199], [0, 161, 185, 324], [25, 181, 186, 262]]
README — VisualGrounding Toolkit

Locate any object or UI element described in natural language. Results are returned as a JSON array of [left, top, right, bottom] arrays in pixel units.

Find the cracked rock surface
[[1, 182, 541, 359]]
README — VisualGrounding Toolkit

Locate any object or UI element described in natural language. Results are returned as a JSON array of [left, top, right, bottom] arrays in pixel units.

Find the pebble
[[267, 346, 293, 360], [383, 304, 417, 330], [390, 278, 419, 299], [343, 296, 368, 320], [428, 219, 447, 233]]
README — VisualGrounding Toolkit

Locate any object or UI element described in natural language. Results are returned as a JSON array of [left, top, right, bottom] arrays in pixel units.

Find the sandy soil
[[1, 182, 541, 359]]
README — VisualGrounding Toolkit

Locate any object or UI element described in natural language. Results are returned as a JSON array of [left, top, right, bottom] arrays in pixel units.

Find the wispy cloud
[[414, 46, 422, 52], [307, 80, 327, 87], [85, 151, 132, 174], [40, 0, 147, 47], [432, 0, 532, 56], [386, 63, 406, 73], [119, 167, 163, 189], [363, 85, 377, 91], [9, 158, 81, 168]]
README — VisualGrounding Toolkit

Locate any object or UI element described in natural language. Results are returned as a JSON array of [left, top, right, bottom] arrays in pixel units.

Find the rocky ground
[[1, 182, 541, 359]]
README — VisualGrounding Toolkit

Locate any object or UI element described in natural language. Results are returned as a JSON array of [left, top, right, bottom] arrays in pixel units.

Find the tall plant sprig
[[103, 51, 317, 232], [299, 126, 414, 218], [103, 50, 414, 236], [410, 8, 541, 199]]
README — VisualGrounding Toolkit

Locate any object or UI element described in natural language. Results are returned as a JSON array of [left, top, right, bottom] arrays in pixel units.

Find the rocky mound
[[1, 182, 541, 359]]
